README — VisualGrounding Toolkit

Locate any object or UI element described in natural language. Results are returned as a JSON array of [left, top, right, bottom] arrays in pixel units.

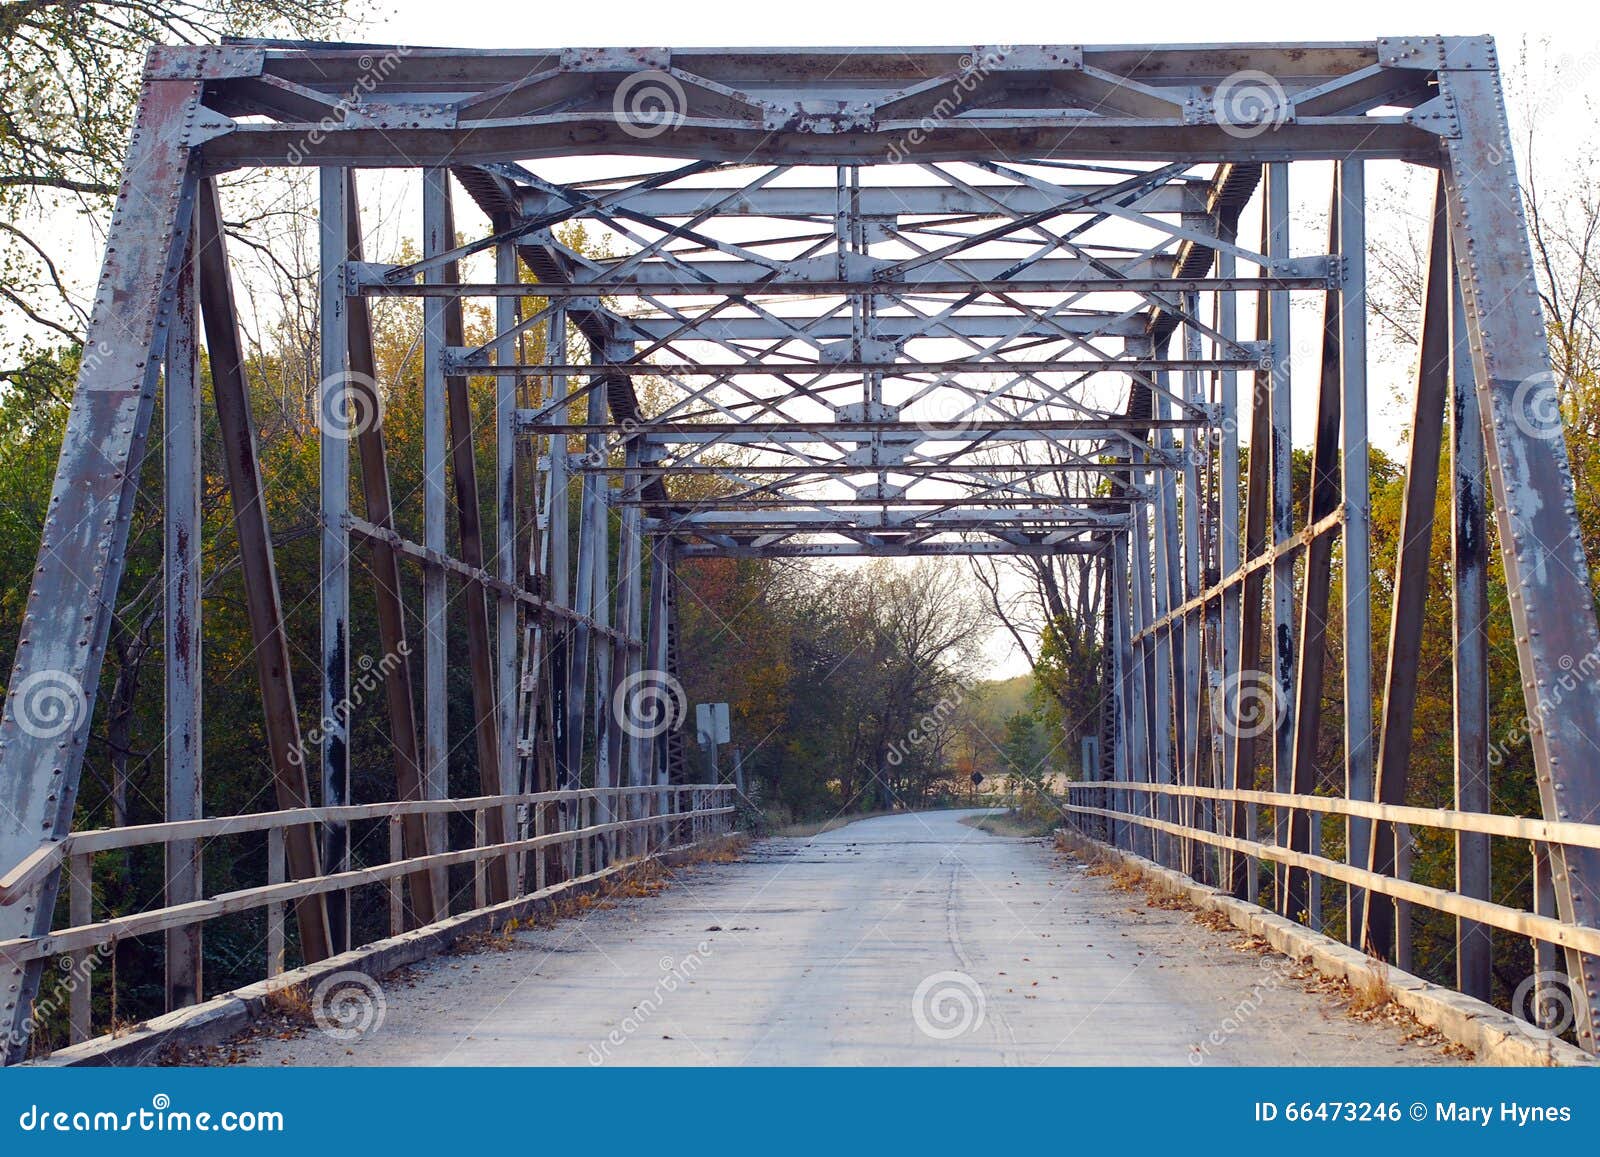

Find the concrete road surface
[[241, 810, 1461, 1066]]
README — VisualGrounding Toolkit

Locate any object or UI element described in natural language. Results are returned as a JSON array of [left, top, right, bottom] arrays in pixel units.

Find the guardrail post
[[388, 816, 404, 936], [534, 802, 547, 892], [1531, 842, 1562, 1028], [68, 853, 92, 1044], [473, 808, 486, 909], [267, 827, 285, 977]]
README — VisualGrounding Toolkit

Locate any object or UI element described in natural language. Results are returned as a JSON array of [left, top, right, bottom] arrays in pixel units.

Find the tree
[[0, 0, 352, 343]]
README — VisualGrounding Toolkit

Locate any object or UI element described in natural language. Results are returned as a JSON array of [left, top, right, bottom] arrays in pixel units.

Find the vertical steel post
[[432, 181, 511, 903], [163, 219, 203, 1010], [545, 311, 574, 881], [1216, 232, 1243, 884], [1110, 531, 1137, 851], [1129, 467, 1160, 863], [612, 441, 645, 854], [1229, 200, 1275, 906], [495, 241, 522, 888], [645, 534, 673, 803], [1180, 305, 1205, 877], [421, 170, 452, 887], [1339, 161, 1375, 948], [318, 167, 352, 952], [1443, 47, 1600, 1051], [1285, 173, 1348, 926], [1264, 163, 1298, 914], [566, 352, 605, 802], [344, 172, 442, 924], [1451, 270, 1492, 1001]]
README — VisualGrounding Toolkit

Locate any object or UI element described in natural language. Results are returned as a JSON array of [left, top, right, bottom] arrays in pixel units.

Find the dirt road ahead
[[242, 810, 1460, 1066]]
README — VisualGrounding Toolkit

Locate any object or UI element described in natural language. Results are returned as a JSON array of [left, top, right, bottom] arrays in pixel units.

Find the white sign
[[695, 701, 731, 745]]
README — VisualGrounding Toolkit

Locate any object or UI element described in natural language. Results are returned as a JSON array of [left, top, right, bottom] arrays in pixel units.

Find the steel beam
[[344, 174, 444, 926], [1443, 46, 1600, 1051], [0, 77, 206, 1061], [1365, 177, 1450, 960], [318, 167, 352, 951], [421, 170, 452, 892], [1340, 162, 1375, 949], [435, 176, 512, 904], [163, 219, 203, 1011], [196, 180, 333, 965]]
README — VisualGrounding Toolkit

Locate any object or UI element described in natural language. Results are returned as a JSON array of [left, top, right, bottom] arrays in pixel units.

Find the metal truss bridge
[[2, 37, 1599, 1063]]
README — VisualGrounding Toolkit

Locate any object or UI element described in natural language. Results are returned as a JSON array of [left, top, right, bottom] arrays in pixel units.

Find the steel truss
[[3, 36, 1600, 1060]]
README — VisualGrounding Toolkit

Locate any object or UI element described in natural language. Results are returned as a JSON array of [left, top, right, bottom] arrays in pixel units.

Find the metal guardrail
[[0, 784, 736, 1048], [1062, 779, 1600, 1022]]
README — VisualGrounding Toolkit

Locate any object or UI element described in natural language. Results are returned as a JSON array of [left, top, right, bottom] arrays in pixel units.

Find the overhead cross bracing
[[387, 157, 1272, 560], [3, 37, 1600, 1066]]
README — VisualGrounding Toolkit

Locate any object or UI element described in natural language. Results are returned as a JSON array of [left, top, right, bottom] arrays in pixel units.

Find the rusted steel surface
[[0, 77, 205, 1062], [196, 180, 333, 965], [1443, 54, 1600, 1053], [344, 172, 444, 926]]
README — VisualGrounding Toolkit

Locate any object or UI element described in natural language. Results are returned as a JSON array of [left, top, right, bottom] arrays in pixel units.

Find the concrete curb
[[1056, 828, 1593, 1068], [29, 836, 743, 1068]]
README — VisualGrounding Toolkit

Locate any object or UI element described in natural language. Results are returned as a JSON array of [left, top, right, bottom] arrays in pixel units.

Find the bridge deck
[[242, 811, 1460, 1066]]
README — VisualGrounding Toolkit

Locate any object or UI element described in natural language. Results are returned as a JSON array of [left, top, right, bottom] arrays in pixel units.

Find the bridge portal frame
[[2, 36, 1599, 1061]]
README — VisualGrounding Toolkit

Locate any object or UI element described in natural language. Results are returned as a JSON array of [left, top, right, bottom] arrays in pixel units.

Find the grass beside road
[[769, 809, 901, 837], [960, 809, 1060, 838]]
